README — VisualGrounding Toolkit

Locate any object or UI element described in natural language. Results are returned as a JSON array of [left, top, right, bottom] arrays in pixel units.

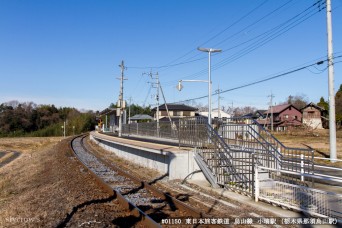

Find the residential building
[[129, 114, 153, 123], [301, 102, 326, 129], [242, 110, 267, 119], [259, 104, 302, 131], [199, 108, 231, 120], [151, 103, 197, 121]]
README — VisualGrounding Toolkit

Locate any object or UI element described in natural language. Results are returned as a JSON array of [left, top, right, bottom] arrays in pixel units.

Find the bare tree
[[283, 94, 308, 110]]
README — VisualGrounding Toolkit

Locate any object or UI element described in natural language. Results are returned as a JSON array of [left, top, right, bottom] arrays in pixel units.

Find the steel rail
[[70, 134, 161, 228], [80, 135, 208, 219], [72, 134, 220, 227]]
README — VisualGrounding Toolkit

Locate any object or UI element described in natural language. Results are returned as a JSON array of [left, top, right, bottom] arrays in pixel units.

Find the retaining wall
[[90, 132, 206, 181]]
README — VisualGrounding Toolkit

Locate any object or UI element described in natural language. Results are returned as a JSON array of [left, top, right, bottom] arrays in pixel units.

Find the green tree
[[126, 104, 152, 117], [0, 101, 97, 137], [317, 97, 329, 110], [335, 84, 342, 126]]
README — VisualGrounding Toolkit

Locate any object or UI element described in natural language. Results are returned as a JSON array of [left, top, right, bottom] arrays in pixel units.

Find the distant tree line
[[0, 101, 97, 137], [109, 102, 153, 117]]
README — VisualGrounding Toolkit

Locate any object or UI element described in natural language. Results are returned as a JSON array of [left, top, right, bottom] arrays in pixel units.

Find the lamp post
[[197, 47, 222, 126]]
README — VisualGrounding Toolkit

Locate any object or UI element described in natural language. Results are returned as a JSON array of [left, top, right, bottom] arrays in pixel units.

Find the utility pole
[[144, 70, 160, 135], [216, 85, 222, 119], [159, 82, 172, 123], [62, 121, 66, 137], [268, 93, 275, 132], [231, 101, 234, 116], [156, 72, 160, 134], [117, 60, 127, 137], [326, 0, 337, 162]]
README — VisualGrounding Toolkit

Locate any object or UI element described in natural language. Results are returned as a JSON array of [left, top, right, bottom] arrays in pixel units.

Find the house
[[242, 110, 267, 119], [301, 102, 326, 129], [151, 103, 198, 121], [199, 108, 231, 120], [129, 114, 153, 123], [259, 104, 302, 131]]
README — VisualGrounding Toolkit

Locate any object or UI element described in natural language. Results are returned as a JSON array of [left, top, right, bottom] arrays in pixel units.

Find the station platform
[[90, 131, 205, 181]]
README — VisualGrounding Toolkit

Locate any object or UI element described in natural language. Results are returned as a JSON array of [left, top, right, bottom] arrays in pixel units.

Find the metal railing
[[179, 117, 254, 194], [216, 117, 314, 185], [122, 121, 179, 141], [256, 167, 342, 220], [120, 117, 341, 219]]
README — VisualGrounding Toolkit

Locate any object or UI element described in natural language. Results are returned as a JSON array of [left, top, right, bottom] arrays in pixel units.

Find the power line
[[126, 0, 269, 70], [196, 0, 269, 48], [212, 2, 323, 69], [126, 56, 206, 70], [129, 0, 321, 77], [173, 55, 342, 104], [177, 1, 324, 81], [211, 0, 296, 49]]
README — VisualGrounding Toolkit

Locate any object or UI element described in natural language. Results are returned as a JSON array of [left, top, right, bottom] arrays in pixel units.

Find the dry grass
[[0, 137, 112, 227], [272, 129, 342, 167], [0, 137, 62, 154]]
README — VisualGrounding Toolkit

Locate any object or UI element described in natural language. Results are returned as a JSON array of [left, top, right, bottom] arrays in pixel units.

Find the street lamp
[[197, 47, 222, 126]]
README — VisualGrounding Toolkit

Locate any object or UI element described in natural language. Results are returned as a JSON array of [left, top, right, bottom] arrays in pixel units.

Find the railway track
[[70, 134, 213, 227]]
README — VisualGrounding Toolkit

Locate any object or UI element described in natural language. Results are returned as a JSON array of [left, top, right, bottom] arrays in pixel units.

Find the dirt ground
[[272, 129, 342, 166], [0, 134, 339, 227], [0, 137, 133, 227]]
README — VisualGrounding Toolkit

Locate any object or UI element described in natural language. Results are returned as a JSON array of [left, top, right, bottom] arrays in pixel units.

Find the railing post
[[178, 120, 181, 148], [301, 154, 305, 182], [311, 149, 315, 187], [277, 147, 281, 176], [254, 154, 259, 202]]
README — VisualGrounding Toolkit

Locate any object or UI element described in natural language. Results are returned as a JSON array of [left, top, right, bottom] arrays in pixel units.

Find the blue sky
[[1, 0, 341, 111]]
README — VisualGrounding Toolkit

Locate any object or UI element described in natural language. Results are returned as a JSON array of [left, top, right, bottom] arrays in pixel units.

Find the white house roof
[[199, 110, 231, 118]]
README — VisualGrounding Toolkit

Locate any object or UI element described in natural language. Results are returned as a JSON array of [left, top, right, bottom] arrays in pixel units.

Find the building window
[[183, 111, 191, 116], [173, 111, 182, 116]]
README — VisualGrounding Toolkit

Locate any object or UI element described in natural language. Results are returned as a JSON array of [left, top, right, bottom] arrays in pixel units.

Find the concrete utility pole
[[144, 71, 160, 134], [216, 85, 222, 119], [155, 72, 160, 133], [268, 93, 275, 131], [61, 121, 66, 137], [118, 60, 127, 137], [326, 0, 337, 162], [159, 83, 172, 123]]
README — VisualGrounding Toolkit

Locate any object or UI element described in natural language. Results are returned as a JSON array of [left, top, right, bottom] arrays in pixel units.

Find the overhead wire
[[162, 1, 324, 87], [178, 1, 324, 81], [125, 0, 269, 70], [212, 2, 324, 69], [142, 85, 152, 107], [129, 1, 320, 90], [173, 55, 342, 104], [211, 0, 296, 49], [127, 1, 338, 107]]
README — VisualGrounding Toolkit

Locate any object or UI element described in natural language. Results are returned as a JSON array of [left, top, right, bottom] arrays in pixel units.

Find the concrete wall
[[303, 118, 323, 129], [90, 133, 206, 181]]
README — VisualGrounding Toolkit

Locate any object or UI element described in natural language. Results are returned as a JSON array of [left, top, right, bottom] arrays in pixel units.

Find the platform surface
[[91, 131, 190, 153]]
